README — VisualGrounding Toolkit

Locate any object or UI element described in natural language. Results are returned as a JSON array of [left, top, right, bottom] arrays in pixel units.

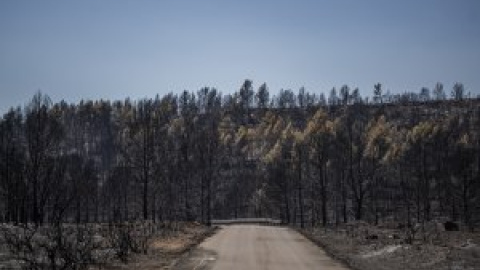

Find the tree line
[[0, 80, 478, 230]]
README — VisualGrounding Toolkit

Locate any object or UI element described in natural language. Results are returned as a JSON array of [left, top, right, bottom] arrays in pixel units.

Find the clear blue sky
[[1, 0, 479, 112]]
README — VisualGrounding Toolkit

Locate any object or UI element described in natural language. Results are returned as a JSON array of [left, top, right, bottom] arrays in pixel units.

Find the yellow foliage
[[409, 121, 437, 142], [382, 127, 408, 163], [263, 140, 283, 164], [273, 117, 286, 135], [293, 130, 305, 144], [364, 115, 391, 159], [281, 122, 294, 141], [235, 126, 248, 145]]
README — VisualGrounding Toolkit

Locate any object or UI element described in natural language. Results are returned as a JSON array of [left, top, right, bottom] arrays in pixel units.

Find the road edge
[[167, 226, 220, 269], [294, 227, 359, 270]]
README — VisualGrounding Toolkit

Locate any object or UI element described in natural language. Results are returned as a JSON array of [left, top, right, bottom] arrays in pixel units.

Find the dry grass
[[100, 222, 216, 270]]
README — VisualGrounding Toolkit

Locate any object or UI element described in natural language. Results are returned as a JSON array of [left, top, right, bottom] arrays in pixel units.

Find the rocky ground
[[300, 222, 480, 270]]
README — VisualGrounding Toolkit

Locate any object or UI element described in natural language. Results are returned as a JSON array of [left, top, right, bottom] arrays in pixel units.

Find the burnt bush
[[1, 223, 107, 270]]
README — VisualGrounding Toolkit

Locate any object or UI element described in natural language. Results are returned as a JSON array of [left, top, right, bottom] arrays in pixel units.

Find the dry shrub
[[0, 223, 107, 270]]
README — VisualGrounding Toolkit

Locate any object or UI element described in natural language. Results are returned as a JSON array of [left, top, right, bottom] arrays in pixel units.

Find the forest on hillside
[[0, 80, 479, 230]]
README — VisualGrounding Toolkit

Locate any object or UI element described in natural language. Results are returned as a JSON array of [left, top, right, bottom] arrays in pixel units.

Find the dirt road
[[174, 224, 349, 270]]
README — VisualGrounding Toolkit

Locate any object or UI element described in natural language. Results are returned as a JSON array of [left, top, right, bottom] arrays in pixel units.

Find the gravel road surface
[[174, 224, 349, 270]]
